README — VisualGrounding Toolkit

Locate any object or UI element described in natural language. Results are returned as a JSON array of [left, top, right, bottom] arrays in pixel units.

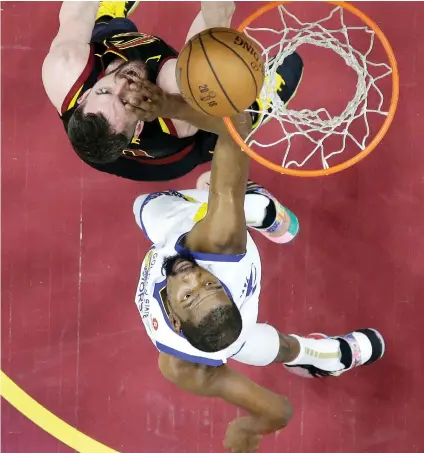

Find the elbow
[[268, 396, 293, 430]]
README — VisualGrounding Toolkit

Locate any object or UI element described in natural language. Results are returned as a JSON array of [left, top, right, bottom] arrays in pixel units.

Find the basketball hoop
[[224, 1, 399, 177]]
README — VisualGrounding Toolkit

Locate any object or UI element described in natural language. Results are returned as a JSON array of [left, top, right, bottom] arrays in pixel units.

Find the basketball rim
[[223, 1, 400, 177]]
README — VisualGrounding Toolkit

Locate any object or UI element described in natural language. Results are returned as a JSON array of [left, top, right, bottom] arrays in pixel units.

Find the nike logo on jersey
[[241, 265, 258, 298]]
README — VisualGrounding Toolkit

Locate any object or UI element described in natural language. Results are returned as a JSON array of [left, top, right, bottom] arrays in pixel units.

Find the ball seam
[[199, 33, 239, 115], [209, 30, 259, 97], [186, 41, 211, 115]]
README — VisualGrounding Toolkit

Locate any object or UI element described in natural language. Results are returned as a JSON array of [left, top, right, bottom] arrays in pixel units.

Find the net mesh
[[243, 4, 394, 170]]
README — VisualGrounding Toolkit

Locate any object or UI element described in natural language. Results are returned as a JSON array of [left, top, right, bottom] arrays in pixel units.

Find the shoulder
[[42, 41, 91, 112], [156, 58, 178, 93], [156, 58, 199, 138]]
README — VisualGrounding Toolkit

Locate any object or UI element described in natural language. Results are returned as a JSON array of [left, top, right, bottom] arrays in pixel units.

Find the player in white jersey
[[133, 114, 385, 453]]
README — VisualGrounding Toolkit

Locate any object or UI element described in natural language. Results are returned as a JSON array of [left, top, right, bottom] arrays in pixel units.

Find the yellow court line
[[1, 371, 121, 453]]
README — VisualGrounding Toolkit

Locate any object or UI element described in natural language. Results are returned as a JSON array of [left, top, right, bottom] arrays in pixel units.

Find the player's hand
[[223, 419, 262, 453], [124, 80, 168, 122]]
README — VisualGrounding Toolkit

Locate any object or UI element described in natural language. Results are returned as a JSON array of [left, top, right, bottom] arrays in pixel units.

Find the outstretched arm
[[124, 83, 251, 251], [185, 113, 252, 254], [159, 353, 292, 453], [42, 1, 99, 111]]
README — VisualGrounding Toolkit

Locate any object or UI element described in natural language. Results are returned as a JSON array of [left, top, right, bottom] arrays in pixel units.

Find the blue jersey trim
[[152, 279, 186, 339], [229, 341, 246, 358], [175, 234, 245, 262], [218, 279, 233, 300], [156, 342, 224, 367]]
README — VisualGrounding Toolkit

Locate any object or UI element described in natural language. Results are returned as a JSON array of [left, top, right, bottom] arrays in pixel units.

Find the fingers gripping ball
[[176, 27, 265, 117]]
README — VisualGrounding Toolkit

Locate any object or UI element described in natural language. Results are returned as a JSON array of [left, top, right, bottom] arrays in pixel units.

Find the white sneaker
[[284, 328, 385, 378]]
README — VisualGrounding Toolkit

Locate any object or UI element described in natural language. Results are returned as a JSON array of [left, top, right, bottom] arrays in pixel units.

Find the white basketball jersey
[[134, 190, 262, 366]]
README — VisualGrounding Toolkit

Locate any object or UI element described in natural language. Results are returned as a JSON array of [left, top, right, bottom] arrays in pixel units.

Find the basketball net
[[224, 2, 399, 177]]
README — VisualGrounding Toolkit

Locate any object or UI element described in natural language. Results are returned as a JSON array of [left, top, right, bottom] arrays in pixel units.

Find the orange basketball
[[176, 27, 265, 117]]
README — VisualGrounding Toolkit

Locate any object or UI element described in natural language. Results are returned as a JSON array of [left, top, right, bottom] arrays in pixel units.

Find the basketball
[[176, 27, 265, 117]]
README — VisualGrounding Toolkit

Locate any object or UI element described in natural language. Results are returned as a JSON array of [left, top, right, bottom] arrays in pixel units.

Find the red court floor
[[2, 2, 424, 453]]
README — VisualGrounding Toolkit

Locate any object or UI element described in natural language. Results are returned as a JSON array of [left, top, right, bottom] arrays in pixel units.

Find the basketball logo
[[176, 27, 265, 117]]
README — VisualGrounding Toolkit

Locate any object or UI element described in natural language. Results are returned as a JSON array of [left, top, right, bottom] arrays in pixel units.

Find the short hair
[[181, 302, 242, 353], [66, 106, 130, 164]]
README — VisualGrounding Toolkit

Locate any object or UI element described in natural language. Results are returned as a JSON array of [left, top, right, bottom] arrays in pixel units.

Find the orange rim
[[224, 1, 400, 177]]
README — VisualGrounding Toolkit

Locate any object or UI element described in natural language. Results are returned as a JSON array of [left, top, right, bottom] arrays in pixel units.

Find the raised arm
[[155, 94, 251, 254], [159, 353, 292, 453], [125, 84, 252, 255], [185, 113, 252, 254], [42, 1, 99, 111]]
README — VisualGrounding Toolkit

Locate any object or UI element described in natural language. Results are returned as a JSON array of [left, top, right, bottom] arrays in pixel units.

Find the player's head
[[163, 253, 242, 353], [66, 61, 148, 164]]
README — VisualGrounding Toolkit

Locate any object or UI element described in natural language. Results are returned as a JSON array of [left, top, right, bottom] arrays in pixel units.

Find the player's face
[[81, 61, 148, 134], [164, 255, 231, 325]]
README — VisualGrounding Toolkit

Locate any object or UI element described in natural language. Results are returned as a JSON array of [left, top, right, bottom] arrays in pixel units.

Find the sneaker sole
[[356, 328, 385, 365]]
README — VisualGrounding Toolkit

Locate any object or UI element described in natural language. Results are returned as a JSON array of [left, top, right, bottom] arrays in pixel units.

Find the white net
[[243, 4, 395, 171]]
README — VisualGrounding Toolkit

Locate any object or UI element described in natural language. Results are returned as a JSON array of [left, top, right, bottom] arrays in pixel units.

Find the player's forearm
[[58, 1, 99, 42], [216, 368, 293, 434], [159, 355, 292, 435], [164, 94, 227, 136], [59, 1, 99, 23], [213, 366, 292, 446], [209, 136, 249, 200], [188, 129, 250, 253], [201, 1, 235, 28], [208, 113, 251, 205], [185, 114, 251, 253]]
